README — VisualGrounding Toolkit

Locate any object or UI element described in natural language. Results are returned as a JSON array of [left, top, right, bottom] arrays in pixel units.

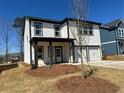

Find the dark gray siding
[[100, 28, 117, 56], [102, 43, 117, 55], [100, 29, 116, 43]]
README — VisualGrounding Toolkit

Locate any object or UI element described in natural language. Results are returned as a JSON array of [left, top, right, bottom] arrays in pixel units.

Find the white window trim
[[118, 28, 124, 37], [54, 25, 61, 37], [34, 22, 43, 36], [82, 26, 93, 36]]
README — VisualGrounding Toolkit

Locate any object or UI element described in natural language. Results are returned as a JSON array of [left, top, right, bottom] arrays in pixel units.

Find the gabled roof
[[103, 19, 124, 28], [24, 16, 62, 24], [22, 16, 102, 36], [24, 16, 102, 25]]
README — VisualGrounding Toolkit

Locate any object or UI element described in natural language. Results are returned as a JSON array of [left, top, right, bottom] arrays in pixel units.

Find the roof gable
[[118, 21, 124, 28], [104, 19, 124, 28]]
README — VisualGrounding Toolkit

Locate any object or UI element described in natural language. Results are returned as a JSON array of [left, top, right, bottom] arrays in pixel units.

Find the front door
[[55, 46, 63, 63]]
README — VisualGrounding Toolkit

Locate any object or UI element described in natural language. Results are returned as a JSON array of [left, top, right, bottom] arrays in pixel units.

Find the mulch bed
[[26, 64, 81, 77], [56, 76, 119, 93]]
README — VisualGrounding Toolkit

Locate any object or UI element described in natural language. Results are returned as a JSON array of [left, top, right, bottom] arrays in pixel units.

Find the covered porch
[[117, 39, 124, 54], [30, 37, 75, 68]]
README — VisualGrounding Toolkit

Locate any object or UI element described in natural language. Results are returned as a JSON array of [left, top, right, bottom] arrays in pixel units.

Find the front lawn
[[0, 62, 124, 93]]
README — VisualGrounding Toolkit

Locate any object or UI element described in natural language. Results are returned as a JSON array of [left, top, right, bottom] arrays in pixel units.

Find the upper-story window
[[54, 25, 61, 37], [34, 22, 43, 36], [81, 25, 93, 35], [118, 28, 124, 37]]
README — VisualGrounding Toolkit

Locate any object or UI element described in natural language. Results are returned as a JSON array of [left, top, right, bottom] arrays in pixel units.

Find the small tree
[[12, 17, 25, 61], [1, 18, 10, 63], [70, 0, 94, 78]]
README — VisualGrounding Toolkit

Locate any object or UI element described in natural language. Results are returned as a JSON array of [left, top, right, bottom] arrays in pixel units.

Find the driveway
[[69, 60, 124, 69], [84, 60, 124, 69]]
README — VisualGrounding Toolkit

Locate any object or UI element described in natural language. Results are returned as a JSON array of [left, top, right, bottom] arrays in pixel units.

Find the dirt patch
[[18, 62, 30, 68], [26, 64, 81, 77], [56, 76, 119, 93], [103, 55, 124, 61]]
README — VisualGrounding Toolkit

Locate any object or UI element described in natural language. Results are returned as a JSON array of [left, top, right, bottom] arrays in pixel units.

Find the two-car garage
[[74, 46, 101, 62]]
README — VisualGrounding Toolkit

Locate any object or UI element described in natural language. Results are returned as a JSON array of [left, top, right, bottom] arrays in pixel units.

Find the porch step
[[38, 60, 46, 66]]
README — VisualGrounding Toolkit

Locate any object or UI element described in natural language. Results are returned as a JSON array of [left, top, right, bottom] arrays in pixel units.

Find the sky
[[0, 0, 123, 55]]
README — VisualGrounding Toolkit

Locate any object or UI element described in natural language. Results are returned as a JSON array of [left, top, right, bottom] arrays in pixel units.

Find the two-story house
[[100, 19, 124, 56], [23, 16, 102, 68]]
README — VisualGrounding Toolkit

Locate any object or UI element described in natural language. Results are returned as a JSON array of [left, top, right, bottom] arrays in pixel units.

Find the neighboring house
[[100, 19, 124, 56], [23, 16, 102, 67]]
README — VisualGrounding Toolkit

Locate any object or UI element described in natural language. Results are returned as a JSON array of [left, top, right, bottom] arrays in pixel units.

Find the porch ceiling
[[30, 37, 75, 43]]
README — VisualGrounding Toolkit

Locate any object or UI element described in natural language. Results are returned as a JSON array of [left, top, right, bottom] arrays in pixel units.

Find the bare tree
[[1, 18, 10, 63], [70, 0, 94, 78], [12, 17, 25, 61]]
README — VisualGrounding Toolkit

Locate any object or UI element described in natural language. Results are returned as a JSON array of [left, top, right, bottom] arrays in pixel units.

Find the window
[[48, 46, 54, 57], [83, 29, 88, 35], [118, 28, 124, 37], [38, 47, 44, 59], [118, 29, 122, 37], [122, 30, 124, 36], [34, 22, 43, 36], [81, 25, 93, 35], [89, 30, 93, 35], [56, 48, 61, 57], [89, 26, 93, 35], [54, 25, 61, 37]]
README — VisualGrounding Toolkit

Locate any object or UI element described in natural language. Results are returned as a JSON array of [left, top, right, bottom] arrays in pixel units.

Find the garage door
[[75, 47, 87, 62], [89, 47, 101, 61]]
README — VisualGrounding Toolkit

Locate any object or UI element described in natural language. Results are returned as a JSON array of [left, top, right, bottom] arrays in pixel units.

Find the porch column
[[68, 42, 71, 63], [49, 41, 53, 65], [72, 41, 75, 63], [32, 41, 38, 69]]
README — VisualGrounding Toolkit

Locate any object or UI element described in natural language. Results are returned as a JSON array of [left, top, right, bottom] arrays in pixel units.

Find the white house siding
[[68, 21, 78, 39], [24, 18, 31, 64], [35, 42, 70, 65], [68, 21, 101, 46], [31, 21, 68, 38], [31, 21, 55, 38], [31, 44, 35, 64], [43, 22, 55, 37], [60, 22, 68, 38], [87, 25, 101, 45]]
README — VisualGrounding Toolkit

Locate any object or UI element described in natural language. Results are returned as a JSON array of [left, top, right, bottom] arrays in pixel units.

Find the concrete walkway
[[70, 60, 124, 69], [87, 60, 124, 69]]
